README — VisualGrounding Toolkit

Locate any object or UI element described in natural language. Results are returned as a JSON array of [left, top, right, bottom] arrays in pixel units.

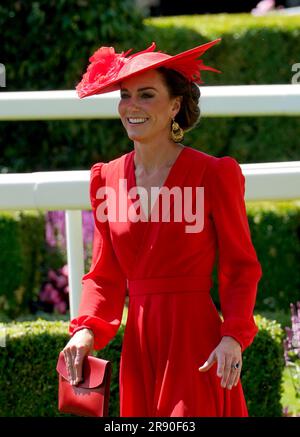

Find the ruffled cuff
[[220, 316, 259, 352], [69, 315, 121, 351]]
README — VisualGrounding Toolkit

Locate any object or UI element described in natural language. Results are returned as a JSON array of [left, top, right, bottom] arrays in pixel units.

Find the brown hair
[[157, 67, 201, 131]]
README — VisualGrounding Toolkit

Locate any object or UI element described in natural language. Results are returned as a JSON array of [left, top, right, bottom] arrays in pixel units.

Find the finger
[[233, 365, 242, 387], [221, 358, 232, 388], [226, 365, 237, 389], [198, 351, 216, 372], [63, 349, 72, 381], [231, 359, 242, 387], [232, 370, 240, 387], [64, 349, 75, 384], [73, 348, 85, 385], [216, 354, 225, 379], [226, 360, 242, 389]]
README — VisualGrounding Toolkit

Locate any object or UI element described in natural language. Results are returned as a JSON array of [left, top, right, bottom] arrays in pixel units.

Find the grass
[[145, 12, 300, 34]]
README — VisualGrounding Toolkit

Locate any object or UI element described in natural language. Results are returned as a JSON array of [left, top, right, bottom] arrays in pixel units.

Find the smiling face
[[118, 69, 181, 143]]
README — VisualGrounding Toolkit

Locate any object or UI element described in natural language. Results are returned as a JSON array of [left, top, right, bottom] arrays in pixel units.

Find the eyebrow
[[120, 87, 158, 92]]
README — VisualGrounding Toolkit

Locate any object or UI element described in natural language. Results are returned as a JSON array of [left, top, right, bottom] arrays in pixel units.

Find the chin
[[126, 131, 146, 142]]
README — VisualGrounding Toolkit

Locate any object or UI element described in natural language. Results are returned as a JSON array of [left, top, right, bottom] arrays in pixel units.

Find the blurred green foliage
[[210, 200, 300, 313]]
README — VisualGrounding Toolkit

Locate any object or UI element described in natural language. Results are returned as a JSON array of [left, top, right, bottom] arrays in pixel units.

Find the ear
[[171, 96, 182, 118]]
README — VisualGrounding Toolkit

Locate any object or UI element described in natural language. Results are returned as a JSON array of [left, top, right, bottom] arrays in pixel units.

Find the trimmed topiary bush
[[243, 314, 285, 417]]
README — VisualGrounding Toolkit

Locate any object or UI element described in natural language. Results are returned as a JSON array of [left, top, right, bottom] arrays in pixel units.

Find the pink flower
[[56, 275, 68, 289], [48, 269, 58, 282], [60, 264, 68, 277], [49, 288, 61, 305], [39, 283, 56, 303], [54, 301, 67, 314], [251, 0, 276, 15], [38, 265, 70, 313]]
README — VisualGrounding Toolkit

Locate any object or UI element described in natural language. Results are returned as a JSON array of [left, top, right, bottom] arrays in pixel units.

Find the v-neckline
[[129, 146, 187, 222]]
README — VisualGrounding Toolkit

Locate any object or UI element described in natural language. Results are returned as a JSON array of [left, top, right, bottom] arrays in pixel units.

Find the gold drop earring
[[171, 118, 184, 143]]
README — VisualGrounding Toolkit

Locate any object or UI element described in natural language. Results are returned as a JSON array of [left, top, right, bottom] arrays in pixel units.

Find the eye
[[120, 93, 129, 99], [141, 93, 154, 99]]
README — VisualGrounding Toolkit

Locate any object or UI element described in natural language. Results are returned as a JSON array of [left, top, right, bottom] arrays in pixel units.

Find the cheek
[[153, 99, 172, 116], [118, 101, 125, 117]]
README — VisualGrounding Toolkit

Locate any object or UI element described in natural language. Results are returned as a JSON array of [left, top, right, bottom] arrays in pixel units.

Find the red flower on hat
[[76, 43, 158, 98], [76, 47, 132, 98]]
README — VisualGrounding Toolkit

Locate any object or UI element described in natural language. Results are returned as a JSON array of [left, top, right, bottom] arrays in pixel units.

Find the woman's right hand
[[62, 328, 94, 385]]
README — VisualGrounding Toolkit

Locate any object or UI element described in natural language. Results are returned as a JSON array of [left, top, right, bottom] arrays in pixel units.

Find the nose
[[127, 99, 140, 110], [119, 95, 145, 118]]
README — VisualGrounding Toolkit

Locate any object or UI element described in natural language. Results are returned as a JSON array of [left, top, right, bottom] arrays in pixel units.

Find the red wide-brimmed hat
[[76, 38, 222, 98]]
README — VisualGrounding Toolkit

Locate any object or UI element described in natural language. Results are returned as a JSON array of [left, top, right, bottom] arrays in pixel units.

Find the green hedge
[[243, 315, 285, 417], [209, 200, 300, 313], [0, 9, 300, 174], [0, 211, 46, 319], [0, 319, 123, 417], [0, 316, 284, 417], [246, 201, 300, 312]]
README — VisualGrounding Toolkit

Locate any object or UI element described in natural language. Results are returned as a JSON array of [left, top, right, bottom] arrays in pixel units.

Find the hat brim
[[78, 38, 222, 98]]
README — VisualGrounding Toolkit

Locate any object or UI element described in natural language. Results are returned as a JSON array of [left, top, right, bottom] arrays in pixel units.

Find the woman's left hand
[[198, 336, 242, 389]]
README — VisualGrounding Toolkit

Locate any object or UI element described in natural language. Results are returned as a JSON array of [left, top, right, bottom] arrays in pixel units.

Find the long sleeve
[[206, 156, 262, 352], [69, 162, 127, 350]]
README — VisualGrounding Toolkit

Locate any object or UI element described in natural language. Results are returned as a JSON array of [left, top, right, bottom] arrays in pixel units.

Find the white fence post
[[65, 210, 85, 319]]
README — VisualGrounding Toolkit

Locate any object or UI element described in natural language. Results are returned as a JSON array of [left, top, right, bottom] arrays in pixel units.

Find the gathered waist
[[127, 275, 212, 296]]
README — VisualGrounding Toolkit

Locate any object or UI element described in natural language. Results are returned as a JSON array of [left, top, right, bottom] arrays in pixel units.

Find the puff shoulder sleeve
[[69, 162, 127, 350], [206, 156, 262, 352]]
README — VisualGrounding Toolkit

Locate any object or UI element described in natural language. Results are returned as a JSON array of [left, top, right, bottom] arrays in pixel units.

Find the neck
[[133, 139, 184, 175]]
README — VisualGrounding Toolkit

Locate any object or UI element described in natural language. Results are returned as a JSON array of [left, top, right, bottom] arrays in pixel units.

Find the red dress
[[69, 146, 262, 417]]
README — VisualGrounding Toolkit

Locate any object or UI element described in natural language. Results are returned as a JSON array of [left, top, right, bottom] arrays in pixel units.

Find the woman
[[63, 39, 262, 417]]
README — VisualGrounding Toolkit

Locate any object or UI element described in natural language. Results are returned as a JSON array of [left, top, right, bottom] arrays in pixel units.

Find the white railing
[[1, 85, 300, 120], [0, 85, 300, 318]]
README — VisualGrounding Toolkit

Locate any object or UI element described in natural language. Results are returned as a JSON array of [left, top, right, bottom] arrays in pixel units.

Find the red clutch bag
[[56, 351, 112, 417]]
